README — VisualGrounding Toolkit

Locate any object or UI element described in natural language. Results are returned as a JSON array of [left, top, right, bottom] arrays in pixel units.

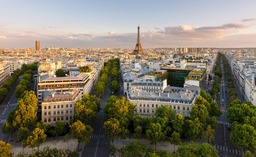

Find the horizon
[[0, 0, 256, 48]]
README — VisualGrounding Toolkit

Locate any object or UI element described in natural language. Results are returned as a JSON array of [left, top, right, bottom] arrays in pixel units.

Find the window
[[53, 117, 56, 121], [48, 106, 51, 109], [152, 104, 154, 107], [156, 104, 158, 108], [48, 111, 51, 115], [70, 110, 72, 114], [57, 117, 60, 121], [173, 106, 176, 109], [143, 104, 145, 107], [44, 118, 47, 123], [48, 118, 51, 122], [61, 111, 63, 114], [147, 104, 149, 107], [143, 109, 145, 113], [183, 107, 185, 110], [54, 111, 56, 115], [57, 105, 60, 108], [61, 105, 63, 108], [70, 104, 73, 107], [187, 107, 189, 111], [54, 105, 56, 109], [147, 109, 149, 113], [66, 110, 68, 114], [140, 104, 142, 107], [178, 106, 180, 110], [57, 111, 60, 114], [66, 104, 68, 108], [152, 109, 155, 113], [139, 109, 142, 112], [61, 117, 63, 120], [44, 106, 47, 109], [44, 112, 47, 115], [66, 116, 69, 120]]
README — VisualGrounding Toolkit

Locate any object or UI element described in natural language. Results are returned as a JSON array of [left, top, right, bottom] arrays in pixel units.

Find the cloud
[[0, 35, 7, 39], [242, 18, 256, 22], [159, 22, 249, 40], [67, 33, 92, 40]]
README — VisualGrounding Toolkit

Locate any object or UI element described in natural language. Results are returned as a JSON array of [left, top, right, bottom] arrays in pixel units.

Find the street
[[0, 77, 20, 141], [212, 56, 243, 157]]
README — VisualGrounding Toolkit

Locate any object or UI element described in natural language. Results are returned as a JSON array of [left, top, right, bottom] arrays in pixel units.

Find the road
[[82, 79, 112, 157], [212, 56, 243, 157], [0, 77, 20, 141]]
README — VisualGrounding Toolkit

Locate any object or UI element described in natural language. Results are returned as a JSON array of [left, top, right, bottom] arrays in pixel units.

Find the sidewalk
[[11, 136, 78, 156]]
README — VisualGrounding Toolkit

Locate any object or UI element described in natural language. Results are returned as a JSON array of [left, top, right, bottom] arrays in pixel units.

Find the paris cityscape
[[0, 1, 256, 157]]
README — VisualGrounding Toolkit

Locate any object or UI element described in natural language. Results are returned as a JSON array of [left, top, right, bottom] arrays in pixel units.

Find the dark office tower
[[133, 26, 144, 54], [35, 40, 40, 52]]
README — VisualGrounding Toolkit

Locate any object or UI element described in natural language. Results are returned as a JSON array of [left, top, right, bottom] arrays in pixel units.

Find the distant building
[[133, 26, 144, 55], [35, 40, 40, 52]]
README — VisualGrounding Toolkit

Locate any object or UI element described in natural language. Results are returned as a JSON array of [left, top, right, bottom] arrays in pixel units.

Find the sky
[[0, 0, 256, 48]]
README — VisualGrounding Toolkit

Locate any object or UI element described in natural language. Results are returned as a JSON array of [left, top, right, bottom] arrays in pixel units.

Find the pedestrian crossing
[[90, 134, 105, 139], [217, 120, 231, 127], [213, 144, 243, 156]]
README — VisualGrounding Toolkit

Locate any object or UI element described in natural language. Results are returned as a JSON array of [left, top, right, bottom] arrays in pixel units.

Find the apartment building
[[41, 89, 81, 125], [38, 73, 93, 125], [0, 62, 11, 87], [127, 75, 199, 117]]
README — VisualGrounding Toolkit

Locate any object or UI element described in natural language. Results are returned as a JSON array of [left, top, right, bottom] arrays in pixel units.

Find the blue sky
[[0, 0, 256, 48]]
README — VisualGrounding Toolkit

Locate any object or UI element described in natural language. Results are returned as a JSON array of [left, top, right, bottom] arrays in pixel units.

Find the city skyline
[[0, 0, 256, 48]]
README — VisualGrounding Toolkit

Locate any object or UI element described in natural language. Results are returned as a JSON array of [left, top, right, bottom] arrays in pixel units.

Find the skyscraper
[[35, 40, 40, 52], [133, 26, 144, 54]]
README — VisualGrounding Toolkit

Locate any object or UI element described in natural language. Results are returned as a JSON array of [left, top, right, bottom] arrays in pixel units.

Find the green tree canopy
[[0, 140, 12, 157], [70, 120, 93, 151], [55, 69, 66, 77]]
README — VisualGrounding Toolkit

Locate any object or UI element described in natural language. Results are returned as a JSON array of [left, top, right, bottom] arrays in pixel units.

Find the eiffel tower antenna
[[133, 25, 144, 54]]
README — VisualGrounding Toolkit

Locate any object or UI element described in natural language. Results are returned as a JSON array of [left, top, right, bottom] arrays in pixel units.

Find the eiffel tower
[[133, 26, 144, 54]]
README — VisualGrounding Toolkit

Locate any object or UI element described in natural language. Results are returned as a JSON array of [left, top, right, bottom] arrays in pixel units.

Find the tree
[[54, 121, 65, 136], [17, 127, 30, 152], [103, 118, 120, 143], [169, 131, 181, 152], [155, 105, 176, 121], [134, 126, 143, 138], [79, 66, 92, 73], [94, 81, 105, 97], [13, 91, 38, 128], [26, 127, 47, 151], [70, 120, 93, 151], [36, 121, 49, 132], [74, 101, 96, 125], [0, 140, 12, 157], [2, 111, 16, 138], [210, 102, 222, 117], [56, 69, 66, 77], [109, 80, 120, 93], [146, 123, 165, 150], [119, 141, 147, 157], [176, 142, 218, 157], [190, 103, 209, 124], [0, 88, 8, 100], [206, 116, 217, 129], [172, 114, 185, 134], [185, 118, 204, 139], [230, 124, 256, 153], [243, 151, 254, 157], [205, 125, 215, 143]]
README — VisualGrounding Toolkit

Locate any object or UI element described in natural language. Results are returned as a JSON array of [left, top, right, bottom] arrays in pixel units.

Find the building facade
[[0, 63, 11, 87], [127, 75, 199, 117]]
